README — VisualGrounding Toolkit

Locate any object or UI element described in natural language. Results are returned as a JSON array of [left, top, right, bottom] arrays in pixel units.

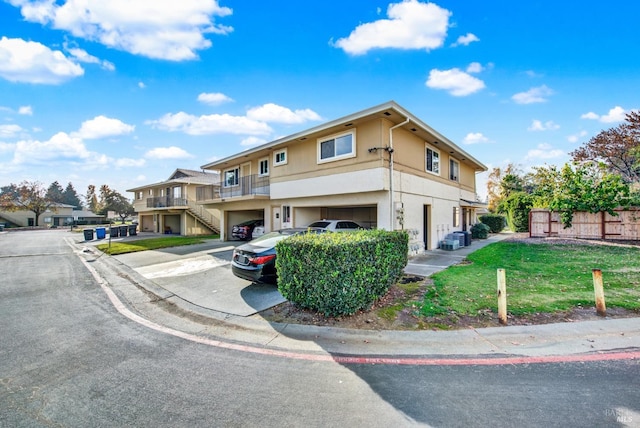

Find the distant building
[[0, 203, 106, 228]]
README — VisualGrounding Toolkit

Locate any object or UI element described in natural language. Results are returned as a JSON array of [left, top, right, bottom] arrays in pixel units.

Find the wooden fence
[[529, 208, 640, 241]]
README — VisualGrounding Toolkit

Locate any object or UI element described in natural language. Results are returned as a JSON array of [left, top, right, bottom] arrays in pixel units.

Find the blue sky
[[1, 0, 638, 202]]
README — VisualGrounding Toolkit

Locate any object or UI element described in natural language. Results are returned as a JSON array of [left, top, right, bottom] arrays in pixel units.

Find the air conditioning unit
[[440, 239, 460, 251]]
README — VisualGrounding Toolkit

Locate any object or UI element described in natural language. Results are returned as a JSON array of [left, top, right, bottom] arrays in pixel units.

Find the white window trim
[[317, 130, 356, 164], [273, 148, 288, 166], [258, 157, 270, 176], [223, 167, 240, 188], [449, 158, 460, 182], [425, 144, 440, 176]]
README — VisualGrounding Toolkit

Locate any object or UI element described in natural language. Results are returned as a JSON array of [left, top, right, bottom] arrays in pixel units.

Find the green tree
[[548, 162, 632, 228], [497, 192, 534, 232], [62, 182, 83, 209], [0, 181, 57, 226], [46, 181, 65, 203], [98, 185, 134, 223]]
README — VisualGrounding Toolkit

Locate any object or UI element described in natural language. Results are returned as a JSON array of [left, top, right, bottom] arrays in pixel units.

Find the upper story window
[[318, 130, 356, 163], [449, 159, 460, 182], [224, 167, 239, 187], [259, 158, 269, 176], [274, 149, 287, 166], [425, 145, 440, 175], [148, 189, 153, 196], [137, 191, 143, 200]]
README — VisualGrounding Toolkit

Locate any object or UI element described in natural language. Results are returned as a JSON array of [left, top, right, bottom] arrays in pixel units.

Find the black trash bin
[[128, 224, 137, 236], [119, 225, 128, 237], [83, 228, 94, 241], [462, 230, 472, 246], [110, 226, 119, 238]]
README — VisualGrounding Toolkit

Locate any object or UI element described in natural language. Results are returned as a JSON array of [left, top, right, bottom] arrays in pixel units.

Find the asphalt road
[[1, 230, 639, 427]]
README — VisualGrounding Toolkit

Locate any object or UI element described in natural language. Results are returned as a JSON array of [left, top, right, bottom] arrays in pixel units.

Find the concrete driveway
[[90, 237, 287, 317]]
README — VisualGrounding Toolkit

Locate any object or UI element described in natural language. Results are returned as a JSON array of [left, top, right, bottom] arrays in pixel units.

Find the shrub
[[470, 223, 490, 239], [479, 214, 505, 233], [275, 230, 408, 317]]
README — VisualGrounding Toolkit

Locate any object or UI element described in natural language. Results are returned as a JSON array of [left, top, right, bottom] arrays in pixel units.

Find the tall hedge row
[[275, 230, 408, 317], [479, 214, 506, 233]]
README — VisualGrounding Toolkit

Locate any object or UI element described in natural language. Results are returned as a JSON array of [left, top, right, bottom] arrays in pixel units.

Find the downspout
[[389, 117, 410, 230]]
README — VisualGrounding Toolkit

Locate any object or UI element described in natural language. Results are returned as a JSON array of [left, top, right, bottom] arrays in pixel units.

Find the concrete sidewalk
[[73, 232, 640, 359]]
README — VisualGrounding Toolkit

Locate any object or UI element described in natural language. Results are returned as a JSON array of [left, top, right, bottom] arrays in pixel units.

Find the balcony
[[146, 196, 188, 208], [196, 174, 269, 202]]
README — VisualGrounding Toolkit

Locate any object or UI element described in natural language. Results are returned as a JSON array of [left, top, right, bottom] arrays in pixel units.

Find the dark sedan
[[231, 228, 324, 283], [231, 219, 264, 240]]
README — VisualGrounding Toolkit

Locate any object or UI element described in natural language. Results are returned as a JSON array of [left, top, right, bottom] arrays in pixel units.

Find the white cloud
[[334, 0, 451, 55], [138, 81, 146, 89], [74, 115, 135, 139], [466, 62, 483, 73], [197, 92, 234, 105], [581, 106, 627, 123], [65, 46, 115, 71], [528, 119, 560, 131], [426, 68, 485, 96], [246, 103, 322, 124], [240, 136, 267, 147], [524, 143, 565, 161], [145, 146, 194, 159], [512, 85, 554, 104], [0, 36, 84, 84], [115, 158, 146, 167], [18, 105, 33, 115], [462, 132, 489, 144], [567, 130, 588, 143], [10, 0, 233, 61], [452, 33, 479, 47], [147, 111, 272, 136], [0, 124, 24, 138], [12, 132, 91, 165]]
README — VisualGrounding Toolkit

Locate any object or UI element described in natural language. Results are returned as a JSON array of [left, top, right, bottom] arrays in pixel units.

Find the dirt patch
[[257, 234, 640, 330]]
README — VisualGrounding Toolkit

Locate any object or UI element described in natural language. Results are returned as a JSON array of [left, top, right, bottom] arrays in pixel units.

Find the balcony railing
[[146, 196, 188, 208], [196, 174, 270, 201]]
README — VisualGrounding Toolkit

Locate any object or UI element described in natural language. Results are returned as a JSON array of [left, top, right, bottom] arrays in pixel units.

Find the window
[[224, 167, 239, 187], [425, 146, 440, 174], [318, 131, 356, 163], [137, 191, 143, 200], [449, 159, 459, 182], [453, 206, 460, 228], [148, 189, 153, 196], [259, 158, 269, 176], [173, 186, 181, 198], [274, 149, 287, 166]]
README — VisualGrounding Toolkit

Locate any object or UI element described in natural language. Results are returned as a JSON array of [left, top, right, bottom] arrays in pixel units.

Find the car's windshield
[[247, 230, 299, 248]]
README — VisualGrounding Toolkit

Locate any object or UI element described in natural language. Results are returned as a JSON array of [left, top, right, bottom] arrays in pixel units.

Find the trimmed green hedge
[[275, 230, 408, 316], [471, 223, 490, 239], [479, 214, 505, 233]]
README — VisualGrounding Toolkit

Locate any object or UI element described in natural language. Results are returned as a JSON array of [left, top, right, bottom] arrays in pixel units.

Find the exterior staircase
[[186, 200, 220, 235]]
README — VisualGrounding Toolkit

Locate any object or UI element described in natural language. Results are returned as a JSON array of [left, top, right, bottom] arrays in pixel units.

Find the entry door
[[272, 207, 281, 231], [241, 162, 251, 195]]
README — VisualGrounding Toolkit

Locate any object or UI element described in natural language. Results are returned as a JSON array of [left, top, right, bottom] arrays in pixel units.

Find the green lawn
[[422, 241, 640, 317], [95, 235, 220, 255]]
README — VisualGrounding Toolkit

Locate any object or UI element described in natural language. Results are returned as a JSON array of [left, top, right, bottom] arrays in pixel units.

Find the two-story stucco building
[[196, 101, 487, 252], [128, 169, 221, 236]]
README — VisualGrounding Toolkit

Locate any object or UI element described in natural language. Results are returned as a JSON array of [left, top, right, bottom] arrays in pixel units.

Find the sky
[[1, 0, 639, 203]]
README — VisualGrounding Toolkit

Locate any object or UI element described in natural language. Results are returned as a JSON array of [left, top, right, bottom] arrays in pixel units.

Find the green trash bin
[[83, 228, 94, 241], [119, 225, 128, 237], [128, 224, 137, 236], [110, 226, 119, 238]]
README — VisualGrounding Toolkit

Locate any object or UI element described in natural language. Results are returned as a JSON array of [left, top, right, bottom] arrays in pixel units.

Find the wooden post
[[497, 268, 507, 325], [592, 269, 606, 316]]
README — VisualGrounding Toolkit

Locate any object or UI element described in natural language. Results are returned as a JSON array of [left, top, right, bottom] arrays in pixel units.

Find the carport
[[226, 209, 265, 240], [295, 205, 377, 229]]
